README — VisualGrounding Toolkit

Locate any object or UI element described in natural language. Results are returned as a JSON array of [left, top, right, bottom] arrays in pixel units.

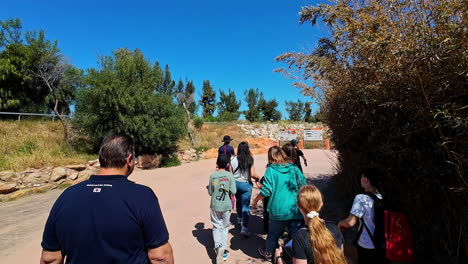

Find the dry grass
[[0, 121, 96, 171], [178, 123, 247, 150]]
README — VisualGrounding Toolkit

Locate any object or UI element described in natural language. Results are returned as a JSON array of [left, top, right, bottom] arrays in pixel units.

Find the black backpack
[[356, 192, 386, 254]]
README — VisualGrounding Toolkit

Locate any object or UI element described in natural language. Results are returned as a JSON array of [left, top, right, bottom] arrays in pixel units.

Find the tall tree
[[175, 79, 196, 146], [217, 89, 241, 121], [200, 80, 216, 118], [75, 48, 186, 154], [244, 88, 262, 122], [155, 64, 174, 95], [285, 99, 304, 121], [0, 19, 61, 113], [184, 80, 196, 114], [304, 102, 313, 122], [259, 98, 281, 121]]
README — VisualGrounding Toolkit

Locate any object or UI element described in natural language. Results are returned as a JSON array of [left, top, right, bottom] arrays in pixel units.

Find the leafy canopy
[[74, 48, 186, 154]]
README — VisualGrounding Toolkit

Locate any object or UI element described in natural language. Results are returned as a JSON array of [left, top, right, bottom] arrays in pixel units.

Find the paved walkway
[[0, 149, 339, 263]]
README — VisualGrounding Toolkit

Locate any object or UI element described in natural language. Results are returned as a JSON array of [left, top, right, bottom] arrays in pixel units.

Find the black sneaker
[[258, 247, 272, 261]]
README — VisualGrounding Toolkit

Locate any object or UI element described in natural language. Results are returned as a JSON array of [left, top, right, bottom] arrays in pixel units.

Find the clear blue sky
[[2, 0, 325, 118]]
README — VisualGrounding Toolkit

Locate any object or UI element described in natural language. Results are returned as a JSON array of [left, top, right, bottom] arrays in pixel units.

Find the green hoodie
[[260, 163, 306, 221]]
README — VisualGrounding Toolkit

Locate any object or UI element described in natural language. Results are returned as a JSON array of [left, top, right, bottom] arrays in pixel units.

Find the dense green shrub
[[193, 117, 204, 130], [277, 0, 467, 262], [74, 48, 186, 155], [160, 154, 181, 167]]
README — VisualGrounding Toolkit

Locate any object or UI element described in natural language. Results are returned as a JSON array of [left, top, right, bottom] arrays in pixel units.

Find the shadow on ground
[[192, 222, 217, 264]]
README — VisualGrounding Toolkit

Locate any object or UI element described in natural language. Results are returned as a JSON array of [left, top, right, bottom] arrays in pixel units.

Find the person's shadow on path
[[229, 213, 265, 260], [192, 222, 217, 264]]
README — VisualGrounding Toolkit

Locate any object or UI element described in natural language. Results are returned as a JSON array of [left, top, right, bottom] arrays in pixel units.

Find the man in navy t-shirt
[[218, 135, 235, 157], [40, 134, 174, 264]]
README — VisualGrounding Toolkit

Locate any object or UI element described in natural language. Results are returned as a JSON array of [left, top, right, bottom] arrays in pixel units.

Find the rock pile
[[237, 123, 325, 140], [0, 159, 100, 202], [176, 149, 206, 163]]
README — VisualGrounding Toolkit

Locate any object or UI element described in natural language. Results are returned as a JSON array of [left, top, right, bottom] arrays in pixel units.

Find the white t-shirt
[[350, 193, 383, 249], [230, 156, 249, 182]]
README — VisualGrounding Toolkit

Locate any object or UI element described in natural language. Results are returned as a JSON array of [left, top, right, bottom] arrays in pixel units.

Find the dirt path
[[0, 149, 339, 263]]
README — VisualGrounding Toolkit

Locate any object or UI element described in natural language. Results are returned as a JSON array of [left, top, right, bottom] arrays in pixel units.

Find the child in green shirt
[[207, 154, 236, 264]]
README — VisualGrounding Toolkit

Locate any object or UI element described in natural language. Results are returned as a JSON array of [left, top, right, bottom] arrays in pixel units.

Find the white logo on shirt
[[93, 188, 101, 193]]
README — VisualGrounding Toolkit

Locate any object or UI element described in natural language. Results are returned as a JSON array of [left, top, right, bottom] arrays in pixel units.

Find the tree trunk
[[53, 97, 69, 142], [183, 102, 195, 147]]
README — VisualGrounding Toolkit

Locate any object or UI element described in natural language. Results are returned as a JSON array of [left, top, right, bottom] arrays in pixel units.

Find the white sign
[[304, 129, 323, 141], [279, 129, 297, 141]]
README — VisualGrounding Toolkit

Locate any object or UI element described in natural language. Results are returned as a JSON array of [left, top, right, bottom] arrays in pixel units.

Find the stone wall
[[0, 160, 100, 202]]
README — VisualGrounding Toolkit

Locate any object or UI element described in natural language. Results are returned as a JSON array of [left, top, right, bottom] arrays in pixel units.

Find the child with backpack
[[207, 154, 237, 264], [338, 167, 414, 264]]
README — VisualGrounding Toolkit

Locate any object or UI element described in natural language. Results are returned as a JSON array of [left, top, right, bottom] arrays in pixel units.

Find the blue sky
[[2, 0, 325, 118]]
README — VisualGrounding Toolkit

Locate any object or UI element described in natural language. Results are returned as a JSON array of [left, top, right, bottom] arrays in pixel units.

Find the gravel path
[[0, 149, 340, 263]]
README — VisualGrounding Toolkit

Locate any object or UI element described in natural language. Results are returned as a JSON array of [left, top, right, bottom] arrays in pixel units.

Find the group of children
[[207, 136, 386, 264]]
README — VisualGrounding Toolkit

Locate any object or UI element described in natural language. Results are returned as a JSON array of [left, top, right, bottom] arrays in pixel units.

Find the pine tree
[[200, 80, 216, 118], [244, 88, 262, 122], [304, 102, 313, 122], [217, 89, 241, 121], [285, 100, 304, 121], [259, 98, 281, 121]]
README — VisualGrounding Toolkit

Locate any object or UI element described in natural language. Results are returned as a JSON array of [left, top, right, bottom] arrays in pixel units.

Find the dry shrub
[[277, 1, 467, 262]]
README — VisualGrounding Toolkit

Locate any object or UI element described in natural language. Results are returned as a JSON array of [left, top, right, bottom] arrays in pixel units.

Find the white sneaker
[[216, 247, 225, 264], [240, 226, 250, 237]]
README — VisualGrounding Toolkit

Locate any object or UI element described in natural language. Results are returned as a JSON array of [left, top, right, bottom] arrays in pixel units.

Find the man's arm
[[40, 250, 64, 264], [148, 242, 174, 264]]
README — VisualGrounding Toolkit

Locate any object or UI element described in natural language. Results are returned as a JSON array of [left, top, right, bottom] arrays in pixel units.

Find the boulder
[[69, 171, 79, 180], [21, 171, 50, 184], [0, 171, 16, 182], [65, 164, 87, 171], [88, 159, 99, 167], [50, 167, 67, 182], [0, 183, 18, 194], [78, 169, 96, 180], [137, 154, 162, 169], [5, 184, 54, 201]]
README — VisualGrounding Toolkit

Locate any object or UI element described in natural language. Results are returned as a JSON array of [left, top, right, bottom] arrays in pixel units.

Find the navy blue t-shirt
[[218, 144, 235, 156], [41, 175, 169, 264]]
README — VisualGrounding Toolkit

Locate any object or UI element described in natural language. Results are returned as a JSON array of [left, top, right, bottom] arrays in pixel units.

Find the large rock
[[50, 167, 67, 182], [137, 154, 162, 169], [78, 169, 96, 180], [65, 164, 87, 171], [21, 171, 50, 184], [88, 159, 99, 167], [68, 171, 79, 180], [0, 183, 18, 194], [5, 184, 54, 201], [0, 171, 16, 182]]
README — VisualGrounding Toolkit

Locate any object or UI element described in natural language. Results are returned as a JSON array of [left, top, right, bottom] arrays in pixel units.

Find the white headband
[[306, 211, 319, 219]]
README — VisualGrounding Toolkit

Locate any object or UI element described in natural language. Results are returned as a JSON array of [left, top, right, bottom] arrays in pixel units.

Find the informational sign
[[304, 128, 323, 141], [279, 129, 297, 141]]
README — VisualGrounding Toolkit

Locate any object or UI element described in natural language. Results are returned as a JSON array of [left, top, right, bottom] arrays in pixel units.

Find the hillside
[[0, 120, 324, 172]]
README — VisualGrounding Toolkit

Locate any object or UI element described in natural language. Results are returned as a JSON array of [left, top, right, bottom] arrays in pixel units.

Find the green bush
[[203, 116, 218, 122], [160, 154, 181, 167], [193, 117, 204, 130], [74, 48, 186, 155]]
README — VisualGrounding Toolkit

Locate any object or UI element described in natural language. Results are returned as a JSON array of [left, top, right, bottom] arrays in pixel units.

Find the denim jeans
[[265, 219, 303, 253], [211, 209, 231, 249], [235, 181, 252, 228]]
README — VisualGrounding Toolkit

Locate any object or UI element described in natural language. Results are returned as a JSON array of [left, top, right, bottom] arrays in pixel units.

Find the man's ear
[[126, 154, 134, 165]]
